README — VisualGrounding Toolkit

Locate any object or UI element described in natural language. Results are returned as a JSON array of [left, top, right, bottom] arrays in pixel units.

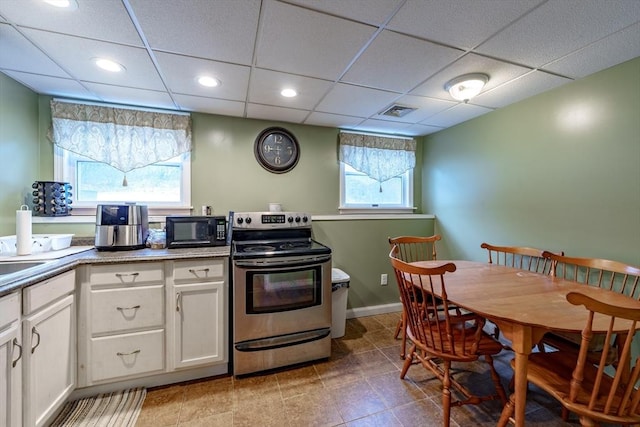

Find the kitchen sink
[[0, 261, 49, 276]]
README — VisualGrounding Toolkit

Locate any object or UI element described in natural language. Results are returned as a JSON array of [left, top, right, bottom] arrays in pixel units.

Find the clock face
[[254, 127, 300, 173]]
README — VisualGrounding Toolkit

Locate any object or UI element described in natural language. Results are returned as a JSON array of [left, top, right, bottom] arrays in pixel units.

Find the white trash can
[[331, 268, 350, 338]]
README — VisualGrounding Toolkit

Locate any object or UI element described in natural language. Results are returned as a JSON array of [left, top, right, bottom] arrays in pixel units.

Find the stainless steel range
[[230, 211, 332, 376]]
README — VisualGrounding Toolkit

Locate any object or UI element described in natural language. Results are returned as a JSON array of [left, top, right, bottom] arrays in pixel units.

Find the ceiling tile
[[305, 112, 365, 129], [421, 103, 493, 128], [128, 0, 260, 65], [402, 123, 444, 136], [350, 118, 413, 135], [173, 94, 245, 117], [248, 68, 333, 110], [542, 23, 640, 79], [22, 28, 165, 91], [341, 30, 463, 92], [387, 0, 545, 50], [476, 0, 640, 68], [2, 71, 96, 99], [410, 53, 532, 102], [0, 24, 70, 78], [284, 0, 403, 26], [473, 70, 571, 109], [82, 83, 177, 110], [256, 0, 377, 80], [155, 52, 250, 101], [0, 0, 142, 45], [246, 103, 310, 123], [316, 83, 400, 117]]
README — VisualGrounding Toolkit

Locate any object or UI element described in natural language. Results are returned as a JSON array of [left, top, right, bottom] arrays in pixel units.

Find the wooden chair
[[539, 252, 640, 357], [497, 291, 640, 427], [388, 235, 441, 359], [389, 252, 507, 427], [480, 242, 557, 275], [480, 243, 561, 340]]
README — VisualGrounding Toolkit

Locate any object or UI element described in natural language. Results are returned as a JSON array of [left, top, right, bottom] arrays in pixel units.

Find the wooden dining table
[[409, 260, 640, 427]]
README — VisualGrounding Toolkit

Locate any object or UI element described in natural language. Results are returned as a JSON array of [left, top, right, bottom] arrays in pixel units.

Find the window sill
[[33, 215, 170, 224], [313, 214, 434, 221]]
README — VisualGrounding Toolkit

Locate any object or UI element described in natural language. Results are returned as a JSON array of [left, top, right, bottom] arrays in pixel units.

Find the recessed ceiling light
[[197, 76, 221, 88], [94, 58, 125, 73], [42, 0, 78, 9], [281, 88, 297, 98]]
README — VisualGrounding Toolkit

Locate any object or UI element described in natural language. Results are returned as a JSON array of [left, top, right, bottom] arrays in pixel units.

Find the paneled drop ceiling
[[1, 0, 638, 136]]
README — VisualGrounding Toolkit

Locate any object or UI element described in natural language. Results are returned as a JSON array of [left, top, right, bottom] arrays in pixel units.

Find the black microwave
[[166, 216, 227, 248]]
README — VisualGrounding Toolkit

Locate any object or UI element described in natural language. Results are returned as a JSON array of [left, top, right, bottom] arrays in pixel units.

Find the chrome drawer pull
[[31, 327, 41, 354], [12, 338, 22, 367], [188, 268, 210, 275], [116, 305, 141, 311], [116, 349, 141, 356], [115, 272, 140, 282]]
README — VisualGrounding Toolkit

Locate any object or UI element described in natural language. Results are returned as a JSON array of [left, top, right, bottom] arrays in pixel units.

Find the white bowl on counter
[[0, 234, 74, 255]]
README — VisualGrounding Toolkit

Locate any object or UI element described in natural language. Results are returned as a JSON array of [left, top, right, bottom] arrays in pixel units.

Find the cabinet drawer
[[90, 329, 164, 382], [173, 259, 226, 283], [89, 262, 163, 287], [91, 285, 164, 334], [0, 291, 20, 330], [23, 270, 75, 315]]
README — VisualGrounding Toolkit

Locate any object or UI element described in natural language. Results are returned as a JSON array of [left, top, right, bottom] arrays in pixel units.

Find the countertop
[[0, 245, 231, 297]]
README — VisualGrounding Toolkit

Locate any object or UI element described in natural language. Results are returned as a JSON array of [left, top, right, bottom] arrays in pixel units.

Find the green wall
[[0, 73, 40, 233], [423, 57, 640, 266]]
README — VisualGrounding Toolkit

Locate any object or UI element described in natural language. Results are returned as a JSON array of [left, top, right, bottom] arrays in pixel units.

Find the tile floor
[[136, 313, 575, 427]]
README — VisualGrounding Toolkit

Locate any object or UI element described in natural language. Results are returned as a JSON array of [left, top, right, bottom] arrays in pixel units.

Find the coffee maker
[[95, 204, 149, 250]]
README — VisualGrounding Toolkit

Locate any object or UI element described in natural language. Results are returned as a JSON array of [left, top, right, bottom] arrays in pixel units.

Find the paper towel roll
[[16, 205, 32, 256]]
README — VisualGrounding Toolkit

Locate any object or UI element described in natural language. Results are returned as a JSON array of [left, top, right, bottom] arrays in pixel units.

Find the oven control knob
[[288, 216, 293, 223], [295, 216, 301, 223], [246, 217, 252, 224], [237, 217, 243, 224], [302, 216, 308, 222]]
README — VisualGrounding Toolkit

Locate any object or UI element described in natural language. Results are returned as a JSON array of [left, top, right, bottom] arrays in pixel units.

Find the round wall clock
[[254, 127, 300, 173]]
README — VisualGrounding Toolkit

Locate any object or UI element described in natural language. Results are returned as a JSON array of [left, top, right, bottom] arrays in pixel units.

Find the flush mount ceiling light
[[445, 73, 489, 102], [197, 76, 221, 87], [280, 88, 297, 98], [94, 58, 125, 73], [42, 0, 78, 9]]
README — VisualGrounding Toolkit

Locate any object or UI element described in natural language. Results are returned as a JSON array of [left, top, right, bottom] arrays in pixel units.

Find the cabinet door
[[171, 281, 225, 369], [0, 324, 21, 427], [23, 294, 75, 427]]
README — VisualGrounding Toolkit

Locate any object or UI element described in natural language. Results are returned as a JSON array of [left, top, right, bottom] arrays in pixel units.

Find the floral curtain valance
[[49, 100, 192, 182], [339, 132, 416, 183]]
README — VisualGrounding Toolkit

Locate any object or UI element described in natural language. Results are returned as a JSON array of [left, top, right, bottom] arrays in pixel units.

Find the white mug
[[268, 203, 282, 212]]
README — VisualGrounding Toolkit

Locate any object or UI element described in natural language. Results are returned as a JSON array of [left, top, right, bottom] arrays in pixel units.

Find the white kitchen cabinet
[[0, 292, 21, 427], [77, 262, 165, 386], [168, 259, 227, 370], [22, 270, 76, 427]]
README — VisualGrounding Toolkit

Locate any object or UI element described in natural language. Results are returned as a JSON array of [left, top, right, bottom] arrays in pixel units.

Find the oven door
[[233, 254, 331, 343]]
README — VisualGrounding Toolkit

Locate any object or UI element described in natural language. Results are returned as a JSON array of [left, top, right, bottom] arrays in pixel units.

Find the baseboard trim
[[346, 302, 402, 319]]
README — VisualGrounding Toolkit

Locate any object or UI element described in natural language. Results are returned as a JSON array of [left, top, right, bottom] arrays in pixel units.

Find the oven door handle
[[234, 254, 331, 268], [235, 328, 331, 352]]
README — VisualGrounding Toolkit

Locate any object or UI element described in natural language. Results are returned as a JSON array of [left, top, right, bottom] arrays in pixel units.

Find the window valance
[[49, 100, 192, 183], [339, 132, 416, 183]]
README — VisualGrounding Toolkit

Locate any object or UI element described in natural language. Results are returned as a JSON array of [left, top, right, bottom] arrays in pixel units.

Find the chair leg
[[485, 354, 508, 405], [394, 310, 407, 359], [497, 394, 515, 427], [442, 360, 452, 427], [400, 343, 416, 379]]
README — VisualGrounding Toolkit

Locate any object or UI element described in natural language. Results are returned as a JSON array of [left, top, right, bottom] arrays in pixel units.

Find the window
[[340, 163, 413, 211], [339, 132, 415, 213], [54, 147, 191, 213], [49, 99, 192, 215]]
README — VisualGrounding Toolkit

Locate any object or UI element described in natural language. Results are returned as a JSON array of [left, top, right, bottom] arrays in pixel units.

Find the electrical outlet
[[380, 273, 388, 286]]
